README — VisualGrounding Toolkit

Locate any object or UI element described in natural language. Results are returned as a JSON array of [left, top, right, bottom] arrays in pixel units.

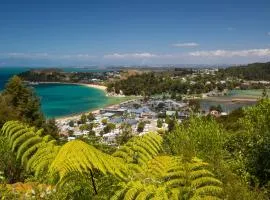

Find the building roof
[[166, 111, 176, 116], [102, 112, 115, 117]]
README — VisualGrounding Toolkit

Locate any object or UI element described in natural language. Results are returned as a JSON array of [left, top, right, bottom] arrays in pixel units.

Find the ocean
[[0, 67, 110, 118]]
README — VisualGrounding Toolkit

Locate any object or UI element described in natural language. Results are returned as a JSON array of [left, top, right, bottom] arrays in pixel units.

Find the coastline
[[55, 96, 139, 122], [30, 81, 136, 122], [29, 81, 107, 92]]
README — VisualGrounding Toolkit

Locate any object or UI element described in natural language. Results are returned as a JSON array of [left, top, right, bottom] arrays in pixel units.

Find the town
[[56, 96, 225, 144]]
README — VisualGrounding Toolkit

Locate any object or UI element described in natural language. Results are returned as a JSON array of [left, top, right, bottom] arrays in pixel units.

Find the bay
[[0, 67, 110, 118]]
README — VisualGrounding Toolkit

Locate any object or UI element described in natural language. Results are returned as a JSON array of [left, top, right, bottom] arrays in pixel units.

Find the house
[[125, 119, 138, 126], [100, 108, 127, 115], [148, 99, 187, 111], [67, 136, 76, 141], [129, 107, 155, 118], [109, 117, 124, 124], [166, 111, 176, 117], [102, 112, 116, 118]]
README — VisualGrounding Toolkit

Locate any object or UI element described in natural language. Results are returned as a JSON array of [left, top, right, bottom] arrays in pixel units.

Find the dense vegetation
[[106, 72, 227, 96], [218, 62, 270, 81], [0, 76, 58, 139], [107, 62, 270, 96], [1, 101, 270, 198], [0, 75, 270, 199], [19, 69, 111, 83]]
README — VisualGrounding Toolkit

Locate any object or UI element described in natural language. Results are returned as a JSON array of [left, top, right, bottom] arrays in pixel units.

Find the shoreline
[[30, 81, 136, 122], [29, 81, 107, 92], [54, 96, 139, 122]]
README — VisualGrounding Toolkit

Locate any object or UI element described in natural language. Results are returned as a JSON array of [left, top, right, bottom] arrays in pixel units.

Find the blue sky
[[0, 0, 270, 66]]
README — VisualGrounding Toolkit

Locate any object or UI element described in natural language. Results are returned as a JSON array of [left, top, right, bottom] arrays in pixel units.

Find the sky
[[0, 0, 270, 66]]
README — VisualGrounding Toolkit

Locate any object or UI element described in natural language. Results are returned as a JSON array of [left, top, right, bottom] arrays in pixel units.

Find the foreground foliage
[[1, 122, 223, 199], [1, 98, 270, 199]]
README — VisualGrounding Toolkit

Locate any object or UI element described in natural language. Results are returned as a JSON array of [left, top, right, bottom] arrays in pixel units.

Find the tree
[[167, 117, 177, 132], [176, 94, 182, 101], [189, 99, 200, 113], [1, 76, 45, 128], [80, 124, 90, 131], [101, 118, 107, 125], [68, 120, 74, 127], [137, 121, 145, 133], [0, 136, 25, 183], [0, 95, 17, 127], [43, 118, 59, 139], [170, 91, 176, 99], [262, 88, 268, 98], [164, 117, 224, 163], [237, 99, 270, 186], [80, 114, 87, 124], [157, 118, 163, 128], [103, 123, 116, 133], [87, 112, 95, 121], [116, 123, 133, 145]]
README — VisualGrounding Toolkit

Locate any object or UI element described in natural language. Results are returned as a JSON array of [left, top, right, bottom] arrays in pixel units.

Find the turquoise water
[[228, 89, 270, 97], [0, 67, 110, 118], [199, 89, 267, 113], [200, 100, 255, 113], [35, 83, 108, 118]]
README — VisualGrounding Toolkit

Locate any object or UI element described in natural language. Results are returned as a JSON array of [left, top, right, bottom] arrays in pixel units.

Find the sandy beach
[[31, 81, 108, 92], [79, 83, 107, 91], [55, 98, 135, 122]]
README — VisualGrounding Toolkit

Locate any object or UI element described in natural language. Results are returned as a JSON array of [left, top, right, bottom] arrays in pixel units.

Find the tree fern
[[1, 121, 59, 178], [113, 132, 163, 171], [1, 121, 223, 199], [112, 156, 223, 200], [50, 140, 127, 179], [16, 136, 42, 160]]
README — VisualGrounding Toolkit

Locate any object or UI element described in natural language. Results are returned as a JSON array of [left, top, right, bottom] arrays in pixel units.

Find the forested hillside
[[218, 62, 270, 80]]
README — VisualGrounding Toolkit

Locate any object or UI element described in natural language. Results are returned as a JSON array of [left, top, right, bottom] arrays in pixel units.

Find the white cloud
[[4, 52, 49, 58], [189, 49, 270, 57], [172, 42, 199, 47], [0, 52, 96, 60], [104, 53, 158, 59]]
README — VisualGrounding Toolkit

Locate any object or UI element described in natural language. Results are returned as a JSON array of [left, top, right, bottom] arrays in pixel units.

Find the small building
[[100, 108, 127, 115], [102, 112, 116, 118], [166, 111, 176, 117], [67, 136, 76, 141]]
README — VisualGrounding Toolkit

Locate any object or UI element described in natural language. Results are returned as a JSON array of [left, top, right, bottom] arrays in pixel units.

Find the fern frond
[[16, 136, 42, 160], [191, 177, 222, 188], [113, 133, 163, 169], [50, 140, 127, 179], [11, 130, 36, 152]]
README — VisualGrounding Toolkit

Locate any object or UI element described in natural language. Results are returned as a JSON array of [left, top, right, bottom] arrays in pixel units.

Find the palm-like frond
[[50, 140, 127, 179], [113, 132, 163, 171], [112, 156, 223, 200], [1, 121, 60, 178], [1, 121, 223, 200]]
